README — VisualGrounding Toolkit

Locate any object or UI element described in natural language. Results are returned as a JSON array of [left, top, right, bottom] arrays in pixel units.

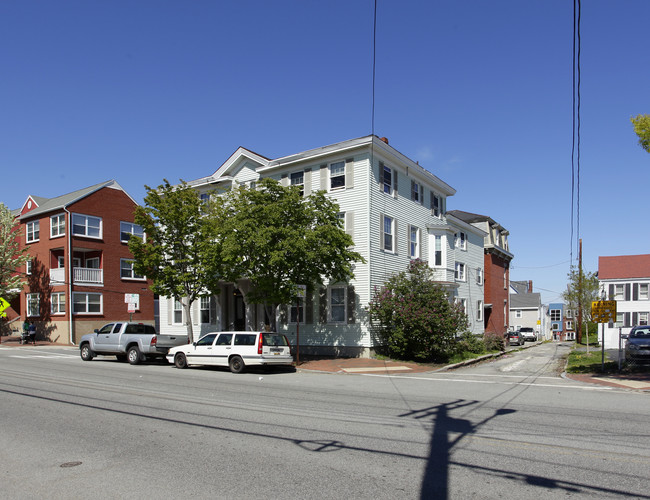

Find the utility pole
[[577, 239, 583, 344]]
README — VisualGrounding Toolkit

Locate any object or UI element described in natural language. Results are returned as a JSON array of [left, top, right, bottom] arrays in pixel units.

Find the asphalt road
[[0, 343, 648, 499]]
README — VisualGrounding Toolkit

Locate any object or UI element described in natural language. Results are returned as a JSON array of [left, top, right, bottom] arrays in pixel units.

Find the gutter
[[64, 206, 74, 345]]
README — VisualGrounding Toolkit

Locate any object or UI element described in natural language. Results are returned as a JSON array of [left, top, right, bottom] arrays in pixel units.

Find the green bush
[[456, 331, 486, 355], [483, 332, 505, 352]]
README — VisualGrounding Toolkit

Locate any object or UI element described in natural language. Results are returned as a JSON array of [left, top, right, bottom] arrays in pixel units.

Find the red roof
[[598, 254, 650, 279]]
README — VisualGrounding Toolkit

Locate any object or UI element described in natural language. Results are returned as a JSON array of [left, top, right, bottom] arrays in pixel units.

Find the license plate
[[270, 347, 282, 353]]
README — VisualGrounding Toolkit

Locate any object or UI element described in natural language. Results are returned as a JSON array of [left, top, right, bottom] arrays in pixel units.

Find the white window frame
[[640, 284, 649, 300], [515, 310, 522, 319], [290, 298, 305, 325], [639, 312, 649, 326], [432, 233, 446, 268], [200, 296, 211, 324], [614, 284, 624, 300], [26, 221, 39, 243], [477, 300, 483, 321], [566, 320, 574, 330], [328, 286, 347, 324], [86, 257, 100, 269], [455, 297, 467, 314], [614, 312, 624, 327], [120, 221, 144, 243], [455, 262, 466, 282], [431, 193, 442, 218], [26, 260, 33, 275], [382, 214, 395, 253], [329, 161, 345, 190], [51, 292, 66, 315], [173, 298, 183, 325], [566, 309, 574, 318], [411, 181, 423, 204], [382, 164, 393, 195], [73, 292, 102, 314], [409, 225, 420, 259], [57, 256, 65, 268], [27, 293, 40, 317], [120, 259, 144, 280], [72, 213, 102, 239], [550, 309, 561, 322], [50, 214, 65, 238], [455, 231, 467, 251], [476, 267, 483, 285], [290, 171, 304, 196]]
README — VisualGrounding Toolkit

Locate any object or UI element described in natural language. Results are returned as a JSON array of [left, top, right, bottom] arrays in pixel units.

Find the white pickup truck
[[79, 322, 188, 365]]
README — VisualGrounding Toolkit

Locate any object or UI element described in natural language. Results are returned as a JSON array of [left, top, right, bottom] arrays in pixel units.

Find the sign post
[[124, 294, 140, 322], [591, 300, 617, 371]]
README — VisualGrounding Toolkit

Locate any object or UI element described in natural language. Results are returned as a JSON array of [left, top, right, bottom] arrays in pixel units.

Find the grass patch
[[566, 349, 617, 373]]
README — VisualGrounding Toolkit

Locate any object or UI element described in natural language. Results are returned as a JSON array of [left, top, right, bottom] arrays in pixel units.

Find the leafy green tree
[[129, 180, 223, 341], [0, 203, 28, 301], [367, 259, 468, 362], [631, 114, 650, 153], [562, 265, 599, 344], [210, 178, 364, 329]]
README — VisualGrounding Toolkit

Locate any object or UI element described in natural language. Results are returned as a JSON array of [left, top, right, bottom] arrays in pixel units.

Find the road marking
[[343, 366, 412, 373]]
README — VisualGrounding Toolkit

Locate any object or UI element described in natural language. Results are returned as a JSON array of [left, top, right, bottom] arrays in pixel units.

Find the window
[[477, 300, 483, 321], [382, 215, 395, 252], [640, 284, 649, 300], [73, 292, 102, 314], [455, 297, 467, 314], [614, 284, 624, 300], [290, 299, 304, 324], [381, 164, 393, 194], [411, 181, 423, 204], [329, 287, 346, 323], [200, 193, 210, 204], [120, 259, 143, 279], [455, 262, 466, 281], [409, 226, 420, 259], [503, 268, 507, 289], [639, 312, 649, 326], [455, 232, 467, 250], [515, 310, 522, 319], [86, 257, 100, 269], [566, 321, 574, 330], [330, 161, 345, 190], [173, 299, 183, 324], [50, 214, 65, 238], [550, 309, 561, 322], [552, 323, 560, 331], [51, 293, 66, 315], [290, 171, 304, 196], [566, 309, 574, 318], [26, 260, 33, 275], [197, 333, 217, 346], [72, 214, 102, 238], [26, 221, 39, 243], [476, 267, 483, 285], [615, 312, 624, 327], [120, 222, 144, 243], [432, 234, 444, 267], [200, 296, 210, 323], [27, 293, 39, 317], [431, 193, 442, 217]]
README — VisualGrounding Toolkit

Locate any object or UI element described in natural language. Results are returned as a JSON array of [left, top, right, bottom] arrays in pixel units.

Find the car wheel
[[229, 355, 245, 374], [127, 346, 142, 365], [80, 344, 94, 361], [174, 353, 188, 369]]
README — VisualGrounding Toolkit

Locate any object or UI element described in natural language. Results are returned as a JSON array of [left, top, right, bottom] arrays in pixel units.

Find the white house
[[159, 136, 486, 356], [509, 280, 548, 340], [598, 254, 650, 348]]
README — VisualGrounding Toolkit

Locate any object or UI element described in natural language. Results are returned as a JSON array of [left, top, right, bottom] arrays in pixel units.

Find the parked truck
[[79, 322, 188, 365]]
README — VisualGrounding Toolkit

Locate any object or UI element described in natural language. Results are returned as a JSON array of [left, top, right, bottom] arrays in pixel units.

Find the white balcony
[[49, 267, 103, 285]]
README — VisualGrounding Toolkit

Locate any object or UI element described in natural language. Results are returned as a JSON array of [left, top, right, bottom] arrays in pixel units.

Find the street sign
[[0, 297, 9, 318], [591, 300, 616, 323], [124, 293, 140, 311]]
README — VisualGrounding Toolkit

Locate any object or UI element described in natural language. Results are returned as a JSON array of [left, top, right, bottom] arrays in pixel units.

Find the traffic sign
[[0, 297, 9, 318], [591, 300, 616, 323]]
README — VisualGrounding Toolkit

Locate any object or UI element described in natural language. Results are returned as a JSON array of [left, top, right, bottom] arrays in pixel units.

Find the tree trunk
[[183, 297, 194, 343]]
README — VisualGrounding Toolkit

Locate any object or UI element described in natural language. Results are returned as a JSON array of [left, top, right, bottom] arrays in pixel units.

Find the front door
[[234, 290, 245, 331]]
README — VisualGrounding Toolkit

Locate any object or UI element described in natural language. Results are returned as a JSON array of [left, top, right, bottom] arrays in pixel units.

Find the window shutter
[[167, 298, 172, 325], [306, 290, 313, 324], [210, 296, 217, 325], [625, 284, 631, 301], [345, 158, 354, 188], [345, 211, 354, 239], [379, 213, 385, 250], [393, 170, 398, 196], [624, 312, 631, 327], [394, 219, 398, 254], [347, 286, 356, 324], [281, 173, 289, 187], [319, 287, 327, 324], [192, 299, 200, 326], [633, 312, 638, 326], [609, 284, 614, 300], [411, 180, 415, 201], [379, 162, 384, 191], [304, 168, 312, 196], [320, 164, 327, 190], [633, 283, 639, 301]]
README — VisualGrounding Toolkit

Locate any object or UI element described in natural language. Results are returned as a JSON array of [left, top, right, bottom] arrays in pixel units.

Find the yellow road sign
[[0, 297, 9, 318], [591, 300, 616, 323]]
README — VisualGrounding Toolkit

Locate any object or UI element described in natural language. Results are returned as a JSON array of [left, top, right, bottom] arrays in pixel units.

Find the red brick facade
[[483, 252, 510, 336]]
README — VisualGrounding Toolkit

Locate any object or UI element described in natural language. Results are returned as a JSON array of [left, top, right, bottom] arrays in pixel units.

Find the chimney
[[528, 280, 533, 293], [379, 137, 389, 145]]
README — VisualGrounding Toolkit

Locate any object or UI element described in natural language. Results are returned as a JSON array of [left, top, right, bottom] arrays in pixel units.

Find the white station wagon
[[167, 331, 293, 373]]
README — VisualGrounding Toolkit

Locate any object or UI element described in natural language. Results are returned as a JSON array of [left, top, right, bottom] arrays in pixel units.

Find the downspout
[[64, 207, 74, 345]]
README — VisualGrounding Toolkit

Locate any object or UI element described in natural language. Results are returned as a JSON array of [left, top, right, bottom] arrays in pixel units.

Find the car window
[[98, 324, 114, 334], [262, 333, 288, 346], [196, 334, 217, 346], [215, 334, 233, 346], [234, 334, 257, 346], [632, 328, 650, 337]]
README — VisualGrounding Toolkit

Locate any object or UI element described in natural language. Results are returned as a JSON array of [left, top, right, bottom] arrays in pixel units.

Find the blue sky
[[2, 0, 648, 304]]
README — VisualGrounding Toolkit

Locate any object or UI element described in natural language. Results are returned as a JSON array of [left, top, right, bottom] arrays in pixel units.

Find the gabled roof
[[599, 254, 650, 280], [510, 280, 530, 294], [510, 292, 541, 308], [447, 210, 507, 232], [18, 180, 132, 220]]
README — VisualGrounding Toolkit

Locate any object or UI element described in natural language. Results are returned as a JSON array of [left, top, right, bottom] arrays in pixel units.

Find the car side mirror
[[193, 342, 197, 346], [94, 329, 99, 334]]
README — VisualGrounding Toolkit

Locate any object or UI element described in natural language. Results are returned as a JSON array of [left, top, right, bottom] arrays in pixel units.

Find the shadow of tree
[[26, 258, 57, 342]]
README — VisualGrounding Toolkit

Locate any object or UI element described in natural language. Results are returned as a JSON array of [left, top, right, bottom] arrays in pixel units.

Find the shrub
[[483, 332, 505, 352], [456, 331, 486, 355]]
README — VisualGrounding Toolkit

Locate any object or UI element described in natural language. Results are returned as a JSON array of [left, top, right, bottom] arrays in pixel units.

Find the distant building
[[547, 302, 574, 341], [509, 280, 547, 340], [598, 254, 650, 348]]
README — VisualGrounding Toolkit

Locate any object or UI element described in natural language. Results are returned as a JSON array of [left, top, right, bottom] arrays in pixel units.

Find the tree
[[367, 259, 469, 362], [210, 178, 364, 329], [128, 180, 223, 341], [562, 265, 599, 344], [0, 203, 28, 301], [631, 114, 650, 153]]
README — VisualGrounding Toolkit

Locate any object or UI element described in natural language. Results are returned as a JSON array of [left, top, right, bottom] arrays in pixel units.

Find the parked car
[[520, 327, 536, 342], [507, 331, 524, 346], [167, 331, 293, 373], [625, 326, 650, 364]]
